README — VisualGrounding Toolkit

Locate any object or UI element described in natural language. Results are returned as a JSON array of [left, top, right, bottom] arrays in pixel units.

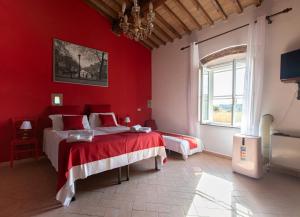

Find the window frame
[[200, 58, 245, 128]]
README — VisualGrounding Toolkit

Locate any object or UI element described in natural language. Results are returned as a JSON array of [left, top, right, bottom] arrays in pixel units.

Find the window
[[201, 58, 246, 127]]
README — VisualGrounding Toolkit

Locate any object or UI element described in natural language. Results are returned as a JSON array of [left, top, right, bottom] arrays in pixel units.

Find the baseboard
[[270, 164, 300, 178], [203, 150, 232, 160]]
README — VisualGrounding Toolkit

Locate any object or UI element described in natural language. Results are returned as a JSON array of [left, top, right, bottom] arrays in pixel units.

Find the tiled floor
[[1, 152, 300, 217]]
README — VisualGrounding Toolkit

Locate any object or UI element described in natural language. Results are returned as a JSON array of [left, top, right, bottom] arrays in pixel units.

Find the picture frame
[[53, 38, 108, 87]]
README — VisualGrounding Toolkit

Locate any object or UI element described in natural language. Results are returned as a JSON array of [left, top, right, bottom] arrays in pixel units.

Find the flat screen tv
[[281, 49, 300, 82]]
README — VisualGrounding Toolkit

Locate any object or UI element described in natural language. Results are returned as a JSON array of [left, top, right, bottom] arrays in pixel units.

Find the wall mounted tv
[[281, 49, 300, 82]]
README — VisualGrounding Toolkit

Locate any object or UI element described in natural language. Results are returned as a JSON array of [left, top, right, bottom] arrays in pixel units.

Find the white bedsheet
[[93, 126, 130, 134], [163, 135, 203, 160], [43, 126, 130, 171]]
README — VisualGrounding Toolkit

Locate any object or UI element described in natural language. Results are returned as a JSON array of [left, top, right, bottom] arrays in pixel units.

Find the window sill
[[200, 122, 240, 129]]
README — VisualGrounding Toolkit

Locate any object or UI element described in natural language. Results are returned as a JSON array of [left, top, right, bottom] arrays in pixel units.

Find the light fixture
[[124, 116, 131, 126], [119, 0, 155, 41], [20, 121, 32, 139], [20, 121, 32, 130]]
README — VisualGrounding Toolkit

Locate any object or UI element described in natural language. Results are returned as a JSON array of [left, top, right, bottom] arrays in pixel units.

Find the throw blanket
[[158, 131, 199, 150], [57, 131, 166, 206]]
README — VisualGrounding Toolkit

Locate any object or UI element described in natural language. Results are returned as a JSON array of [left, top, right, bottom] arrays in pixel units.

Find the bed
[[158, 131, 203, 160], [43, 126, 167, 206]]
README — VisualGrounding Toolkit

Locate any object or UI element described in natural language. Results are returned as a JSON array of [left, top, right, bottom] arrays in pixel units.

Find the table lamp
[[20, 121, 32, 139], [124, 117, 131, 126]]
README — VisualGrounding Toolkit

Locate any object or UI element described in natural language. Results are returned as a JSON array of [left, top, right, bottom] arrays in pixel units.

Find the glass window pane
[[201, 69, 209, 123], [202, 95, 209, 122], [233, 97, 243, 127], [202, 73, 209, 95], [236, 60, 245, 68], [212, 98, 232, 125], [201, 58, 246, 127], [235, 59, 246, 96], [235, 68, 245, 95], [213, 71, 233, 96]]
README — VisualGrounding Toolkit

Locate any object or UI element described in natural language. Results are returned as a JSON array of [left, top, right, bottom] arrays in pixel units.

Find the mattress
[[162, 135, 203, 160]]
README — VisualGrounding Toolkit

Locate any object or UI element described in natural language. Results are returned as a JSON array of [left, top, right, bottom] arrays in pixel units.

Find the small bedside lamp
[[20, 121, 32, 139], [124, 117, 131, 126]]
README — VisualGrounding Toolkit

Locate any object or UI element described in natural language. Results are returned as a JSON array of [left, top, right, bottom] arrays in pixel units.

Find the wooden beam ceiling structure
[[155, 12, 182, 39], [174, 0, 202, 30], [211, 0, 227, 20], [84, 0, 263, 50], [233, 0, 243, 13], [191, 0, 214, 25], [163, 2, 192, 34], [256, 0, 263, 7]]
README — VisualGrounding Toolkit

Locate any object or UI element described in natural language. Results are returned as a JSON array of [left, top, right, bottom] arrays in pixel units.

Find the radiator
[[271, 134, 300, 171]]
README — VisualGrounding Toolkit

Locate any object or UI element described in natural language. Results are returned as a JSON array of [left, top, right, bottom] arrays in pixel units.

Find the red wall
[[0, 0, 151, 162]]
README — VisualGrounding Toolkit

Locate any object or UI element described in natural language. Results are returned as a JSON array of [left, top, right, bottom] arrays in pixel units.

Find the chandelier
[[119, 0, 155, 41]]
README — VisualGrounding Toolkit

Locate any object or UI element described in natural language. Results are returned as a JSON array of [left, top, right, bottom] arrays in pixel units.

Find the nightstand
[[10, 118, 39, 168]]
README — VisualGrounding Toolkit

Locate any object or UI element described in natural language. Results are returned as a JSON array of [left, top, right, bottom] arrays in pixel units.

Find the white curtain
[[241, 16, 266, 136], [187, 42, 201, 138]]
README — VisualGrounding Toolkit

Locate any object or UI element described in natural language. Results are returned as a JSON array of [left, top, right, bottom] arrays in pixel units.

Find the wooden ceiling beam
[[154, 23, 174, 42], [107, 0, 122, 12], [96, 0, 124, 35], [93, 0, 118, 18], [155, 13, 182, 39], [142, 0, 168, 12], [232, 0, 243, 13], [85, 0, 115, 21], [163, 3, 191, 34], [211, 0, 227, 20], [145, 38, 159, 48], [113, 0, 121, 6], [174, 0, 201, 30], [151, 32, 166, 45], [140, 40, 153, 50], [122, 0, 168, 13], [256, 0, 263, 7], [191, 0, 214, 25]]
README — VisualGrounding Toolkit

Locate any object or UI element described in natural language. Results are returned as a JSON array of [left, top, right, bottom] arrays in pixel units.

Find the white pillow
[[89, 112, 118, 129], [49, 114, 90, 131]]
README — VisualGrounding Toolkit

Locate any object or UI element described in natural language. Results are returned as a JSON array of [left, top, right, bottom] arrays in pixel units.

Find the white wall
[[152, 0, 300, 156]]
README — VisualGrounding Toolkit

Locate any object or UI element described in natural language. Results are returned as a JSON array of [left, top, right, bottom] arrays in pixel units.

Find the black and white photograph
[[53, 39, 108, 86]]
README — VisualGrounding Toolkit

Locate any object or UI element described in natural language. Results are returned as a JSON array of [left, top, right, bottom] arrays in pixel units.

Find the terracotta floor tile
[[1, 153, 300, 217]]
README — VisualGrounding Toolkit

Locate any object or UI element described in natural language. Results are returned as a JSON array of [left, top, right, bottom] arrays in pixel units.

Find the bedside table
[[10, 118, 39, 168]]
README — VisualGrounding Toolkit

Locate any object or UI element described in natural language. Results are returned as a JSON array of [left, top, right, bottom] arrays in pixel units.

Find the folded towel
[[130, 125, 152, 133], [67, 130, 94, 143]]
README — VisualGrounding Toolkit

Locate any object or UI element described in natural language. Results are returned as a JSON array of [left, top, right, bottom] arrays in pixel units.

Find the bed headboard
[[85, 104, 111, 114], [48, 105, 83, 115]]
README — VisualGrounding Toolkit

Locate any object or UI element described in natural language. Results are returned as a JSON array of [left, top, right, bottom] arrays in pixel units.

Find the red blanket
[[158, 131, 198, 150], [57, 131, 165, 192]]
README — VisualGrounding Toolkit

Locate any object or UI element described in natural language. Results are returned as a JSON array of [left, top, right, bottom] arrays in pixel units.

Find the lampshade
[[20, 121, 32, 130], [124, 117, 131, 123]]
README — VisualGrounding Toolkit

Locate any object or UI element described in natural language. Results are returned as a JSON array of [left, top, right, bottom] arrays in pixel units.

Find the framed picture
[[53, 39, 108, 87]]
